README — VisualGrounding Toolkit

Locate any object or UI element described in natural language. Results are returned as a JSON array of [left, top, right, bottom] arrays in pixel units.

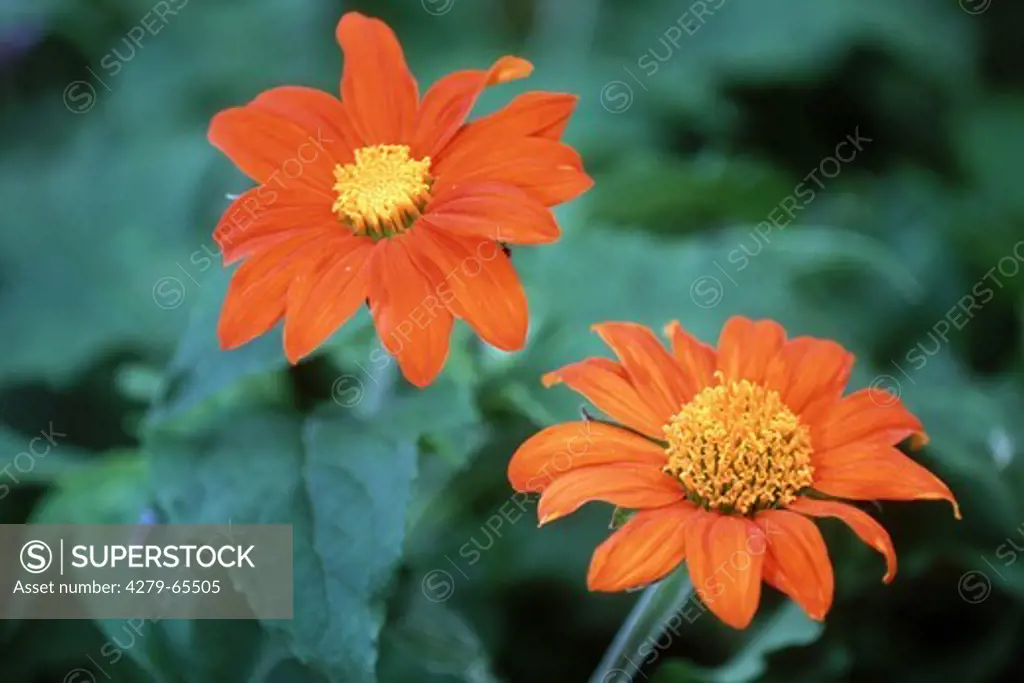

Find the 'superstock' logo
[[20, 540, 53, 574]]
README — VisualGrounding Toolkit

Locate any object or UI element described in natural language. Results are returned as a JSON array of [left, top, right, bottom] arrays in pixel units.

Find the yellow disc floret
[[332, 144, 432, 238], [663, 374, 814, 515]]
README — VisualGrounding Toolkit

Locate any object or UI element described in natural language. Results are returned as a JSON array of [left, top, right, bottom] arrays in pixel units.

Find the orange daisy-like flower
[[508, 317, 959, 629], [208, 12, 591, 387]]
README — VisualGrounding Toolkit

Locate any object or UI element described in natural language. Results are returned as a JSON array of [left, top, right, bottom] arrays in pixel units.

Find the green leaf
[[29, 451, 150, 525], [322, 330, 487, 529], [147, 408, 418, 683]]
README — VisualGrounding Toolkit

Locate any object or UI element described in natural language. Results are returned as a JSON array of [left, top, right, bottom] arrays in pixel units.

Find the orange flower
[[508, 317, 959, 629], [208, 12, 591, 387]]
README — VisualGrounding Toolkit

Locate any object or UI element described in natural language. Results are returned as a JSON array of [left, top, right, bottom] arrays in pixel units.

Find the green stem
[[589, 567, 695, 683]]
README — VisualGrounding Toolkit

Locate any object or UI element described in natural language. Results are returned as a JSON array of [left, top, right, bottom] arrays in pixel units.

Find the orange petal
[[812, 442, 960, 518], [412, 56, 533, 158], [755, 510, 834, 621], [593, 322, 695, 422], [685, 513, 765, 630], [542, 358, 667, 439], [209, 107, 338, 192], [763, 336, 854, 421], [405, 225, 527, 351], [813, 388, 927, 451], [664, 320, 717, 393], [336, 12, 419, 144], [476, 92, 577, 140], [249, 86, 363, 164], [440, 92, 578, 156], [508, 421, 667, 493], [588, 502, 697, 592], [218, 229, 335, 350], [536, 464, 684, 525], [716, 317, 787, 384], [283, 238, 374, 362], [214, 188, 336, 265], [366, 238, 453, 387], [434, 136, 592, 207], [423, 182, 560, 245], [789, 498, 897, 583]]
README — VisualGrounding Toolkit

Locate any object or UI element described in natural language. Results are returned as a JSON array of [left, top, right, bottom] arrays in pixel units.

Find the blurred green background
[[2, 0, 1023, 681]]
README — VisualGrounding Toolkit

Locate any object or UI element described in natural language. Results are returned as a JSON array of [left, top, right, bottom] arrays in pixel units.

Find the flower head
[[508, 317, 959, 629], [208, 12, 592, 387]]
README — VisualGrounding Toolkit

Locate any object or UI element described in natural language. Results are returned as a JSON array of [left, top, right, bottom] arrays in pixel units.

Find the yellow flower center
[[663, 375, 814, 515], [332, 144, 432, 238]]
